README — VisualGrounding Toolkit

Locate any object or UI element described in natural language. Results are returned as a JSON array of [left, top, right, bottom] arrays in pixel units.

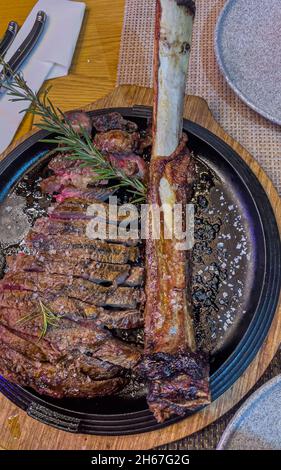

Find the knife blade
[[0, 21, 19, 58], [0, 11, 47, 92]]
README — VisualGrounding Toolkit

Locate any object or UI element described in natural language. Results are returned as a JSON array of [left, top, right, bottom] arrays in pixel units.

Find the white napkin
[[0, 0, 85, 154]]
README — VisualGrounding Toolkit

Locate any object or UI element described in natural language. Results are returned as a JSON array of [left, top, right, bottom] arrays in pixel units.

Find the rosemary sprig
[[0, 57, 147, 202], [16, 301, 63, 340]]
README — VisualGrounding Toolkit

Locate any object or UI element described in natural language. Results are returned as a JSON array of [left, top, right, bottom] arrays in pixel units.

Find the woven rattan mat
[[117, 0, 281, 194], [117, 0, 281, 449]]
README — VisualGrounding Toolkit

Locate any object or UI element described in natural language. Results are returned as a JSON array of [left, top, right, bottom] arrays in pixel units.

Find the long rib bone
[[141, 0, 210, 423], [153, 0, 195, 157]]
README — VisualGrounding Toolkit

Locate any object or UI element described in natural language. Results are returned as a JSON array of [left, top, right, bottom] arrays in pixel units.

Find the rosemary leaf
[[0, 57, 147, 202]]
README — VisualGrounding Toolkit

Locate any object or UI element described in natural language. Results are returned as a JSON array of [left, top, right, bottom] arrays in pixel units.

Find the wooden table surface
[[0, 0, 125, 140]]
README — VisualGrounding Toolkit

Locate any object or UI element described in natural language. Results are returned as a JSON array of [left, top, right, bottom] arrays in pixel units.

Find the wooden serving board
[[0, 86, 280, 450]]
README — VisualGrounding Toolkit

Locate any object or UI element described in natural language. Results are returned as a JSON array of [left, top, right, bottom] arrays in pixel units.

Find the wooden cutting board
[[0, 85, 280, 450]]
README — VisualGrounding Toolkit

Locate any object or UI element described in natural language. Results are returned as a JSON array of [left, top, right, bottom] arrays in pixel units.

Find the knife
[[0, 21, 19, 58], [0, 11, 47, 91]]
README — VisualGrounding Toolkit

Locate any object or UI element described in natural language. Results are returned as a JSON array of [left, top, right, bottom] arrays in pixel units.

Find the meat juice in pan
[[0, 118, 252, 402]]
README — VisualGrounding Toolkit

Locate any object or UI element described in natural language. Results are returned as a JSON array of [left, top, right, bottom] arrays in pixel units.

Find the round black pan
[[0, 106, 280, 435]]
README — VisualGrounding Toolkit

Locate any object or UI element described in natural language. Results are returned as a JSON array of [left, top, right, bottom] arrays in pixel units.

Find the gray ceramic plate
[[215, 0, 281, 125], [217, 375, 281, 450]]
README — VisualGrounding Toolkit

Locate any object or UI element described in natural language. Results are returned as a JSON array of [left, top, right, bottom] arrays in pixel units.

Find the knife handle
[[0, 21, 19, 58], [0, 10, 47, 87], [7, 11, 47, 75]]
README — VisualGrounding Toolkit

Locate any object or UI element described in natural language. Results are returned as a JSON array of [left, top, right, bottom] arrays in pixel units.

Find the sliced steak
[[0, 122, 146, 400], [0, 290, 102, 321], [0, 305, 141, 368]]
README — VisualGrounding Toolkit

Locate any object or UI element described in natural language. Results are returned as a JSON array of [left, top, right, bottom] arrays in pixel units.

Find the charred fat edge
[[153, 0, 194, 157]]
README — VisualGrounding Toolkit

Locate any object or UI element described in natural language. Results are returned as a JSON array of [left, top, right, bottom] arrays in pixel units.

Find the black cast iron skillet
[[0, 106, 280, 435]]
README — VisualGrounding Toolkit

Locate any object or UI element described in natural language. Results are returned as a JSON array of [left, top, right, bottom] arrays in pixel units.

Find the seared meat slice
[[53, 187, 115, 202], [79, 356, 122, 380], [0, 294, 141, 389], [92, 112, 138, 132], [138, 126, 152, 153], [46, 154, 106, 188], [40, 175, 64, 194], [40, 166, 98, 194], [88, 309, 143, 330], [94, 130, 140, 154], [0, 290, 96, 325], [123, 267, 145, 287], [65, 111, 92, 135], [41, 177, 114, 200], [0, 324, 53, 362], [0, 272, 144, 309], [26, 233, 139, 264], [48, 196, 136, 225], [7, 254, 143, 287], [26, 234, 139, 264], [0, 343, 126, 398], [30, 216, 139, 247], [7, 253, 130, 285], [0, 290, 143, 330], [108, 153, 148, 180], [48, 153, 78, 174]]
